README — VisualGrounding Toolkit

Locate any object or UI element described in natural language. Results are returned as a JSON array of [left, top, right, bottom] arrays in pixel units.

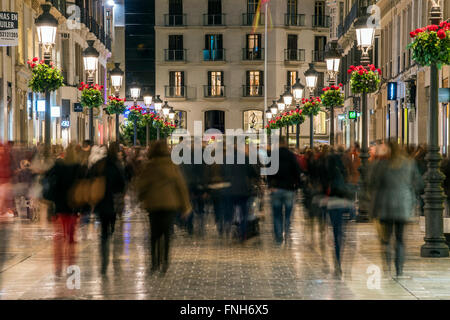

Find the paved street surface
[[0, 195, 449, 300]]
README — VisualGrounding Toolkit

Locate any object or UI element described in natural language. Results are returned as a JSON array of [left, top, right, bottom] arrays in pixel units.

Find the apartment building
[[335, 0, 450, 150], [154, 0, 330, 146], [1, 0, 113, 146]]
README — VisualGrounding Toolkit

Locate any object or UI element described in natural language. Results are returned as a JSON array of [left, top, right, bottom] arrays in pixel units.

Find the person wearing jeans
[[267, 138, 302, 244], [270, 189, 295, 244]]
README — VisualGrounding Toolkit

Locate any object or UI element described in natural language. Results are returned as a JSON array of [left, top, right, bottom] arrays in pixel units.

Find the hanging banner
[[0, 12, 18, 46]]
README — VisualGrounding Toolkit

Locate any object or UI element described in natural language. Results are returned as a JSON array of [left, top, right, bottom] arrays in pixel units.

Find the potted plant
[[321, 84, 344, 109], [106, 96, 126, 115], [27, 57, 64, 93], [301, 97, 322, 116], [347, 64, 381, 94], [79, 82, 104, 109], [408, 21, 450, 68]]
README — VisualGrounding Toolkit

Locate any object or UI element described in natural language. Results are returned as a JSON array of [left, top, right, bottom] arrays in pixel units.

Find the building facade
[[335, 0, 450, 151], [154, 0, 331, 146], [0, 0, 114, 146]]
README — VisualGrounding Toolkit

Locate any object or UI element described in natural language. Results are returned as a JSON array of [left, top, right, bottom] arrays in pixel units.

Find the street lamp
[[35, 4, 58, 154], [283, 89, 293, 107], [277, 95, 285, 112], [265, 109, 272, 120], [354, 14, 375, 223], [420, 2, 449, 257], [110, 63, 123, 142], [143, 89, 153, 147], [292, 78, 305, 148], [162, 101, 170, 117], [83, 40, 99, 143], [153, 95, 163, 140], [130, 82, 140, 146], [270, 100, 278, 116], [304, 63, 318, 148], [168, 107, 175, 120], [325, 40, 342, 147]]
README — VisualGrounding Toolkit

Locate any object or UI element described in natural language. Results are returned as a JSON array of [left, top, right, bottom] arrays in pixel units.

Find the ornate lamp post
[[304, 63, 318, 148], [110, 62, 123, 142], [283, 89, 293, 146], [421, 1, 449, 257], [354, 14, 375, 222], [130, 82, 140, 146], [277, 95, 286, 140], [292, 78, 305, 148], [143, 90, 152, 147], [83, 40, 99, 143], [153, 95, 163, 140], [35, 4, 58, 153], [325, 40, 342, 146]]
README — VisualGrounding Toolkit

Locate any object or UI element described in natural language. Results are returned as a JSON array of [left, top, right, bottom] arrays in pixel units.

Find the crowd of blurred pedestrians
[[0, 137, 443, 280]]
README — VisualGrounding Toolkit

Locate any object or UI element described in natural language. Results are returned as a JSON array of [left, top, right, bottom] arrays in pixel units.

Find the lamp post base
[[421, 241, 449, 258]]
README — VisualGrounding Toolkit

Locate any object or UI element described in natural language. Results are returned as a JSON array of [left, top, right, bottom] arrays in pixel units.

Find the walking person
[[370, 141, 423, 277], [89, 143, 126, 275], [267, 137, 302, 245], [136, 141, 191, 274]]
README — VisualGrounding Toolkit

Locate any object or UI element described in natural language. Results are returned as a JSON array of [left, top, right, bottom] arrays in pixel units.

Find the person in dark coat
[[89, 143, 126, 275], [267, 137, 302, 244], [44, 143, 82, 276]]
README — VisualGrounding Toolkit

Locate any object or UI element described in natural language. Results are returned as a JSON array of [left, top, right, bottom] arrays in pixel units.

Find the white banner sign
[[0, 12, 18, 46]]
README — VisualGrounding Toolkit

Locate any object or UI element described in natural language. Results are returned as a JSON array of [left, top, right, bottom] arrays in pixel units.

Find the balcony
[[312, 15, 330, 28], [164, 14, 187, 26], [202, 49, 225, 62], [203, 14, 226, 26], [284, 49, 305, 62], [284, 14, 306, 27], [242, 85, 264, 97], [242, 13, 264, 26], [164, 86, 187, 99], [337, 1, 360, 38], [204, 85, 226, 98], [242, 48, 264, 61], [50, 0, 67, 17], [164, 49, 187, 62], [313, 50, 325, 62]]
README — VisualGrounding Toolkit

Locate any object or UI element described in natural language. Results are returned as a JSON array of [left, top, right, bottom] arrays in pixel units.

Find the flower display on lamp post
[[106, 96, 126, 115], [347, 65, 381, 94], [321, 84, 344, 109], [27, 58, 64, 93], [79, 83, 104, 109], [408, 21, 450, 68], [301, 97, 322, 116], [265, 108, 305, 135]]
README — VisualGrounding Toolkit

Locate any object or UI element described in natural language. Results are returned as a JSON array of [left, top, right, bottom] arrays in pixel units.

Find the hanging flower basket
[[265, 109, 305, 134], [301, 97, 322, 116], [127, 105, 144, 122], [106, 96, 126, 115], [321, 84, 344, 109], [79, 83, 104, 109], [347, 65, 381, 94], [407, 21, 450, 68], [27, 57, 64, 93]]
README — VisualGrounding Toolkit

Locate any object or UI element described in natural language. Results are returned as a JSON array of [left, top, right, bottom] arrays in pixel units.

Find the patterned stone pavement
[[0, 195, 450, 300]]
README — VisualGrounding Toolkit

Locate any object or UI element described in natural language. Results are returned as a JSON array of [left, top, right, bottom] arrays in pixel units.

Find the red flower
[[31, 63, 36, 68], [358, 70, 364, 75], [377, 68, 381, 74], [32, 57, 38, 62], [409, 31, 416, 38], [437, 29, 446, 40], [339, 83, 343, 87], [370, 65, 376, 71], [80, 82, 84, 85], [349, 65, 355, 70], [347, 69, 353, 74], [427, 25, 438, 32]]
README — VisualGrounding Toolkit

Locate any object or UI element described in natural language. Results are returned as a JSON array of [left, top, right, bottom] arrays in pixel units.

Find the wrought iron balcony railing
[[313, 50, 325, 62], [165, 86, 187, 98], [242, 85, 264, 97], [202, 49, 225, 61], [284, 14, 306, 27], [203, 14, 226, 26], [242, 13, 264, 26], [164, 14, 187, 26], [242, 48, 264, 61], [164, 49, 187, 62], [312, 15, 330, 28], [204, 85, 226, 97], [284, 49, 305, 62]]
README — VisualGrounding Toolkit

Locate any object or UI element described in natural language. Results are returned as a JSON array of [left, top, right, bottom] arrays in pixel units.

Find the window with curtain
[[246, 70, 263, 96], [314, 111, 327, 135], [208, 71, 224, 96], [169, 71, 185, 97], [246, 34, 262, 59]]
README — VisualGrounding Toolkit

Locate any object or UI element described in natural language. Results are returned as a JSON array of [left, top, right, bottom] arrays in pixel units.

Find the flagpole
[[263, 1, 268, 130]]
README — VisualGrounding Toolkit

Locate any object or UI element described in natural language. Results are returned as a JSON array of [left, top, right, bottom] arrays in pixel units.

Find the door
[[287, 34, 298, 60], [169, 0, 183, 25], [314, 1, 325, 26], [205, 110, 225, 133], [169, 35, 183, 60], [246, 34, 261, 59], [208, 0, 222, 25], [205, 34, 223, 60], [208, 71, 223, 96]]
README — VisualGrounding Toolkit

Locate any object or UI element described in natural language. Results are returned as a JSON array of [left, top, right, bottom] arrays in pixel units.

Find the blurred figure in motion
[[0, 143, 13, 217], [370, 140, 423, 277], [43, 143, 82, 276], [89, 143, 126, 275], [267, 137, 302, 245], [136, 141, 191, 274]]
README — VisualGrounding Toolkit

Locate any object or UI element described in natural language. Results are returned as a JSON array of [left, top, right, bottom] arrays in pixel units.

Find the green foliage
[[106, 96, 126, 115], [79, 83, 104, 109], [321, 86, 344, 109], [27, 58, 64, 93], [301, 97, 322, 116], [265, 109, 305, 134], [347, 65, 381, 94]]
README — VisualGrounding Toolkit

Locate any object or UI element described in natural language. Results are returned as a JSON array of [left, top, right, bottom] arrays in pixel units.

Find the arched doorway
[[205, 110, 225, 133]]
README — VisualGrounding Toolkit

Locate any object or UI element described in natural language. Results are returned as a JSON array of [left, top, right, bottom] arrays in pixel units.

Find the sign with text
[[0, 12, 18, 46], [388, 82, 397, 100], [73, 103, 83, 112], [348, 110, 357, 120]]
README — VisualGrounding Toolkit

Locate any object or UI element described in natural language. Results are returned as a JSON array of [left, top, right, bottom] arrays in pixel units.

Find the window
[[168, 35, 184, 60], [287, 0, 297, 15], [287, 71, 298, 88], [287, 34, 298, 60], [169, 71, 185, 97], [315, 1, 325, 16], [339, 1, 344, 24], [207, 71, 224, 96], [247, 0, 258, 14], [168, 0, 183, 25], [314, 111, 327, 135], [246, 34, 262, 59], [207, 0, 222, 25], [205, 110, 225, 133], [174, 110, 187, 129], [243, 110, 263, 132], [204, 34, 223, 60], [314, 36, 326, 61], [246, 70, 263, 96]]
